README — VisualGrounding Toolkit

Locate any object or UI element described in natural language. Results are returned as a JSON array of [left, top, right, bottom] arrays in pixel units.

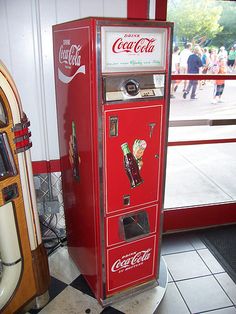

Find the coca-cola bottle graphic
[[121, 142, 143, 188], [71, 121, 80, 181]]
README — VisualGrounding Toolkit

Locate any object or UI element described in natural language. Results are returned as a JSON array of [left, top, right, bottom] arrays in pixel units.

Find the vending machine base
[[102, 280, 158, 307], [101, 256, 168, 308]]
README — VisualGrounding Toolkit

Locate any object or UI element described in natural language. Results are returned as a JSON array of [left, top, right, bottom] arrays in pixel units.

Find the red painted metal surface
[[127, 0, 149, 19], [32, 159, 61, 174], [53, 17, 172, 304], [155, 0, 167, 21], [107, 235, 158, 293], [104, 104, 162, 214], [168, 138, 236, 146], [172, 74, 236, 81], [163, 203, 236, 233], [53, 18, 102, 299]]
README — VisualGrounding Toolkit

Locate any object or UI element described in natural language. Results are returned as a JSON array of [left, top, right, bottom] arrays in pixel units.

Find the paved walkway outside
[[164, 79, 236, 209]]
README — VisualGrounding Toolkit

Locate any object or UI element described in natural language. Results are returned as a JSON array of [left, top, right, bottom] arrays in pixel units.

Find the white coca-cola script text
[[111, 248, 152, 272], [59, 44, 82, 66]]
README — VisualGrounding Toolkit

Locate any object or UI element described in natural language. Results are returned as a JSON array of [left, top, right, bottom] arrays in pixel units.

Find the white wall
[[0, 0, 127, 161]]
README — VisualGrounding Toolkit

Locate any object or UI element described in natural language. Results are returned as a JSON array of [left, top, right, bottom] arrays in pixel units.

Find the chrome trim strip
[[12, 120, 30, 132], [95, 20, 107, 299]]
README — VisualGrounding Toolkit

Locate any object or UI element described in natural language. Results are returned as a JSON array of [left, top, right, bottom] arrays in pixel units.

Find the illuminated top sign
[[101, 26, 167, 73]]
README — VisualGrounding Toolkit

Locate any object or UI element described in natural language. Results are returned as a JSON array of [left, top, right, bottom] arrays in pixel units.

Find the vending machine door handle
[[149, 122, 156, 138]]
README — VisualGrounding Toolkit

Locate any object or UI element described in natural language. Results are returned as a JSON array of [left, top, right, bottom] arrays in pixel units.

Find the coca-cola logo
[[112, 35, 156, 54], [58, 39, 86, 84], [59, 42, 81, 66], [111, 248, 152, 273]]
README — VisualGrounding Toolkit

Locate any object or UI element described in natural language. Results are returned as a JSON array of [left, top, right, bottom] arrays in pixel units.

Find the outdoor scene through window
[[165, 0, 236, 209]]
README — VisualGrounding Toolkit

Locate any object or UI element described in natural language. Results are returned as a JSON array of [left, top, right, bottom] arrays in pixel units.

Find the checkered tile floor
[[27, 252, 167, 314], [27, 231, 236, 314]]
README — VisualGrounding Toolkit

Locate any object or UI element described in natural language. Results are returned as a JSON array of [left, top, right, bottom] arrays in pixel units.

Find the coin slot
[[123, 194, 130, 206], [123, 79, 140, 96]]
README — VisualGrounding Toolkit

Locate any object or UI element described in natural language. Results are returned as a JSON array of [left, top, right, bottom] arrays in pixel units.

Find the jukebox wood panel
[[0, 60, 50, 314]]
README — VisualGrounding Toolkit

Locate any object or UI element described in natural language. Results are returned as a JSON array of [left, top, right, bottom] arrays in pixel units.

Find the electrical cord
[[39, 214, 67, 256]]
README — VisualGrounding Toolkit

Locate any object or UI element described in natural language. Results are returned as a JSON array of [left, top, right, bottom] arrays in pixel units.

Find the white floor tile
[[168, 270, 174, 283], [48, 246, 80, 284], [176, 276, 233, 313], [198, 248, 225, 273], [156, 282, 190, 314], [215, 273, 236, 304], [161, 233, 194, 255], [163, 251, 211, 281]]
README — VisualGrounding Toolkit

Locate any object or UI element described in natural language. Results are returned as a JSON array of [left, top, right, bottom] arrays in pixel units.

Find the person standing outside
[[211, 57, 227, 104], [201, 47, 210, 73], [170, 46, 180, 97], [218, 46, 228, 62], [227, 46, 236, 72], [200, 47, 210, 88], [179, 42, 192, 91], [183, 45, 203, 100], [209, 47, 219, 73]]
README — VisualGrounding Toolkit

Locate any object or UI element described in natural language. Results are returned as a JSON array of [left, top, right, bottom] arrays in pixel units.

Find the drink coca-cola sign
[[58, 39, 86, 84], [111, 248, 152, 273], [112, 36, 155, 54], [102, 26, 167, 73]]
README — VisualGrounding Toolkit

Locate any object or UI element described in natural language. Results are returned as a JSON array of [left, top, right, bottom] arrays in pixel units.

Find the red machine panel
[[106, 236, 157, 294], [104, 105, 162, 213], [53, 21, 101, 293]]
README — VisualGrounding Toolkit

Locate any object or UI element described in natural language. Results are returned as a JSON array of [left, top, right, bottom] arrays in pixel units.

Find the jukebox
[[0, 60, 50, 314]]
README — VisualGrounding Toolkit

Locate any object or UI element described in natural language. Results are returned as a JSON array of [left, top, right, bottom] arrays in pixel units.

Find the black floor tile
[[70, 274, 95, 298], [101, 306, 125, 314], [28, 276, 68, 313]]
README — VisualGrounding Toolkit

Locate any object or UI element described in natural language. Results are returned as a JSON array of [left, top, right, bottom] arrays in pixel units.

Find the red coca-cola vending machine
[[53, 17, 172, 305]]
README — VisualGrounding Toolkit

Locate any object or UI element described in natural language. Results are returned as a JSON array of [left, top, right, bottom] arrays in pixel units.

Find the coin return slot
[[123, 194, 130, 206], [3, 183, 18, 202], [121, 211, 150, 241]]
